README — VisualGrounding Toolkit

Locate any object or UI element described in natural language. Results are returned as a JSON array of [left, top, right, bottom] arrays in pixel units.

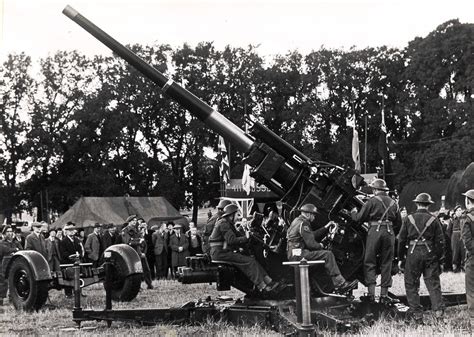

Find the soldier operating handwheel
[[287, 204, 358, 294]]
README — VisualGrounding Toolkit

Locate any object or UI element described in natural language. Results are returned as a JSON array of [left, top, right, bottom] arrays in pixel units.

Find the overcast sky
[[1, 0, 473, 60]]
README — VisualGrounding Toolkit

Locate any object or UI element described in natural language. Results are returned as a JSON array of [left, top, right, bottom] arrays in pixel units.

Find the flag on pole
[[377, 105, 393, 188], [218, 136, 230, 185], [242, 164, 255, 195], [352, 113, 361, 172], [377, 106, 388, 161]]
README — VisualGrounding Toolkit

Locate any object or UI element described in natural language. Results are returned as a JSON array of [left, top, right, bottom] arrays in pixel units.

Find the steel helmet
[[369, 179, 389, 191], [299, 204, 318, 214], [413, 193, 434, 204], [217, 199, 232, 210], [222, 204, 239, 217], [462, 189, 474, 200]]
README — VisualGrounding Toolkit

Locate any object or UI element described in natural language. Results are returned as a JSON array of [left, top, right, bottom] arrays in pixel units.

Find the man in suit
[[25, 222, 48, 259], [169, 224, 189, 276], [59, 222, 84, 298], [101, 224, 114, 250], [84, 223, 102, 267], [152, 223, 168, 279], [45, 229, 61, 272], [13, 228, 25, 249], [59, 222, 84, 264]]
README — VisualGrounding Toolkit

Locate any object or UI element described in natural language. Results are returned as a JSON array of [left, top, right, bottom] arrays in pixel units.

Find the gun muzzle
[[63, 5, 254, 154]]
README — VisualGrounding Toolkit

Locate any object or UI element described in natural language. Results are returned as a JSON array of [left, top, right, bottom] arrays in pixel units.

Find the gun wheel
[[105, 255, 141, 302], [8, 258, 49, 311]]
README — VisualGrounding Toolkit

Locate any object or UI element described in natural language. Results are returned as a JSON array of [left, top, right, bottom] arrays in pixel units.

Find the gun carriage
[[3, 244, 143, 311]]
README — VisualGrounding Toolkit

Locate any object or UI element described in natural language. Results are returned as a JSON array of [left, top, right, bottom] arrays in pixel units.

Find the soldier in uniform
[[209, 204, 281, 294], [448, 205, 465, 272], [398, 193, 445, 322], [351, 178, 401, 303], [0, 226, 21, 307], [287, 204, 358, 294], [202, 199, 231, 254], [461, 189, 474, 326]]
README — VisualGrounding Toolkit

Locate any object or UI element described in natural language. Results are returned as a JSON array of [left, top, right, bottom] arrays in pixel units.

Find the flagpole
[[381, 97, 386, 181], [364, 113, 367, 174]]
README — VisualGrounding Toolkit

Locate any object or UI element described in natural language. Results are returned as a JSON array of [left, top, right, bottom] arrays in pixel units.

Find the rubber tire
[[105, 254, 141, 302], [8, 258, 49, 311]]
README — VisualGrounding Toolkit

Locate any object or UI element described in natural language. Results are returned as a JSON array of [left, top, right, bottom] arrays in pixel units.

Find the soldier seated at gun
[[287, 204, 358, 295], [209, 204, 282, 294]]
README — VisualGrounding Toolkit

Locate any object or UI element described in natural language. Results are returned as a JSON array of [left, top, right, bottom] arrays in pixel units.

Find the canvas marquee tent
[[52, 196, 187, 229]]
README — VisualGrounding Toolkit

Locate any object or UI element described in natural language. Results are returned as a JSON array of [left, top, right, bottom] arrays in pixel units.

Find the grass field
[[0, 271, 471, 336]]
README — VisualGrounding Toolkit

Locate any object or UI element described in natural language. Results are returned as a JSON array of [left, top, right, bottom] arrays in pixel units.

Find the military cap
[[173, 223, 182, 229], [462, 189, 474, 200], [369, 178, 389, 191], [222, 204, 239, 217], [413, 193, 435, 204], [93, 223, 101, 228], [217, 199, 232, 210], [31, 222, 42, 228], [299, 204, 318, 214]]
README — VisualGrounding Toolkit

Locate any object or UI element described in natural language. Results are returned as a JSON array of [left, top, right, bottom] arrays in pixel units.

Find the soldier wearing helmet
[[202, 199, 232, 254], [287, 204, 358, 294], [351, 178, 401, 304], [397, 193, 445, 322], [461, 189, 474, 325], [209, 204, 281, 294]]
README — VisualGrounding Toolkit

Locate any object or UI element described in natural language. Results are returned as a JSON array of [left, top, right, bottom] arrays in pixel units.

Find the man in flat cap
[[25, 222, 48, 259], [59, 222, 84, 298], [59, 222, 84, 264], [461, 189, 474, 327]]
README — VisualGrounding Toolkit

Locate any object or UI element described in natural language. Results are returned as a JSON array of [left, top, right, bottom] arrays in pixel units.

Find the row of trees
[[1, 19, 472, 222]]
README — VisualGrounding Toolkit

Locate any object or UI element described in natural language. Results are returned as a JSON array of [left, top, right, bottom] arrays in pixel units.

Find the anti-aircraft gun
[[61, 6, 466, 333]]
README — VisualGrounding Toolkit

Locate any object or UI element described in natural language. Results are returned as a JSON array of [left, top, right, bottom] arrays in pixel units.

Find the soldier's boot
[[379, 287, 396, 306], [361, 284, 376, 303]]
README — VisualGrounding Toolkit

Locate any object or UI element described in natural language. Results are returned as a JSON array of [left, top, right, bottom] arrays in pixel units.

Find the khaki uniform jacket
[[398, 209, 445, 260], [461, 208, 474, 256], [287, 215, 322, 258]]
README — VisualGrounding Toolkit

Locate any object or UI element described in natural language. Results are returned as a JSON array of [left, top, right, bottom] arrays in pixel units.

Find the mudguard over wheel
[[104, 244, 143, 302], [8, 258, 49, 311]]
